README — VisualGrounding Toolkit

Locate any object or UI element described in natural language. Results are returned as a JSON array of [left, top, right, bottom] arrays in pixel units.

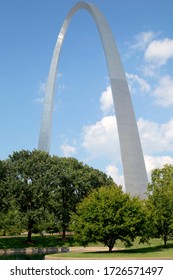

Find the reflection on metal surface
[[38, 1, 148, 198]]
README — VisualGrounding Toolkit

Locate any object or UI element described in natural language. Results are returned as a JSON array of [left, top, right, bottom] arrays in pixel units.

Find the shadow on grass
[[0, 235, 76, 250], [84, 243, 173, 256]]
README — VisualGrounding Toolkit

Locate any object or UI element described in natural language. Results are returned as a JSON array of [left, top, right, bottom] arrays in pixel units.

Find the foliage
[[0, 210, 22, 236], [49, 156, 114, 238], [0, 160, 9, 212], [4, 150, 56, 241], [146, 164, 173, 246], [0, 149, 114, 240], [70, 185, 147, 251]]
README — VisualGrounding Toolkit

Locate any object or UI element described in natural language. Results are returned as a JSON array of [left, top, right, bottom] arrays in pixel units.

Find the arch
[[38, 1, 148, 197]]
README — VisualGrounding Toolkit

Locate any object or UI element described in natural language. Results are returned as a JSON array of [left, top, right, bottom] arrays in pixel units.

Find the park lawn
[[1, 235, 173, 259], [0, 235, 76, 250], [0, 234, 123, 250], [47, 239, 173, 259]]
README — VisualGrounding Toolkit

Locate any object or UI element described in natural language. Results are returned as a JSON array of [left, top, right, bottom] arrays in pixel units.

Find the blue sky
[[1, 0, 173, 186]]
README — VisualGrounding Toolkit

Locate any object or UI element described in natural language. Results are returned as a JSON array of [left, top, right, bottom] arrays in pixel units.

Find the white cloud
[[152, 75, 173, 107], [80, 34, 173, 187], [145, 155, 173, 181], [82, 113, 173, 183], [142, 64, 158, 78], [132, 31, 155, 50], [60, 143, 76, 157], [34, 73, 65, 104], [138, 117, 173, 154], [33, 97, 44, 104], [99, 76, 150, 115], [82, 115, 120, 162], [39, 81, 46, 93], [33, 81, 46, 104], [126, 73, 151, 94], [100, 86, 114, 114], [105, 164, 124, 187], [145, 38, 173, 66]]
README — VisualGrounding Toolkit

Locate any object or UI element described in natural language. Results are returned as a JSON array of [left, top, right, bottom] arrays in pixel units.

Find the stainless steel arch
[[38, 1, 148, 197]]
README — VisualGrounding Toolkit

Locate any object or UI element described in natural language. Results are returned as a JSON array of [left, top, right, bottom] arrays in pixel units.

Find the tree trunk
[[108, 236, 115, 252], [163, 235, 167, 247], [62, 226, 66, 240], [109, 246, 113, 252], [27, 229, 32, 242]]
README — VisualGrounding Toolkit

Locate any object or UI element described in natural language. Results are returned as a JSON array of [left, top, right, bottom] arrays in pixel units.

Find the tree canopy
[[70, 185, 147, 251], [0, 160, 9, 212], [49, 155, 113, 238], [3, 149, 173, 249], [147, 164, 173, 246], [5, 150, 55, 241], [0, 149, 114, 240]]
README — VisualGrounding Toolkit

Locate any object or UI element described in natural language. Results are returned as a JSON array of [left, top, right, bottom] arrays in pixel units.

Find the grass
[[50, 245, 173, 259], [47, 238, 173, 259], [1, 235, 173, 259], [0, 234, 76, 250]]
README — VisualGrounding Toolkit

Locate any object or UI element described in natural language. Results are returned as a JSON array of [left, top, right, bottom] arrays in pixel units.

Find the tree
[[0, 210, 22, 236], [0, 160, 13, 236], [6, 150, 55, 241], [70, 185, 146, 251], [3, 150, 114, 240], [0, 160, 9, 212], [49, 156, 114, 238], [146, 164, 173, 246]]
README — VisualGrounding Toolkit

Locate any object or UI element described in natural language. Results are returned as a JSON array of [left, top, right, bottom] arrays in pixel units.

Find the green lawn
[[49, 246, 173, 259], [48, 238, 173, 259], [0, 235, 76, 250], [1, 235, 173, 259]]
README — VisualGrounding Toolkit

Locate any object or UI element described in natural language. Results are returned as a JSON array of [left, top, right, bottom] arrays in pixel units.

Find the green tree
[[49, 156, 114, 238], [3, 150, 114, 240], [70, 185, 146, 251], [6, 150, 55, 241], [0, 160, 13, 235], [0, 210, 22, 236], [147, 164, 173, 246], [0, 160, 9, 212]]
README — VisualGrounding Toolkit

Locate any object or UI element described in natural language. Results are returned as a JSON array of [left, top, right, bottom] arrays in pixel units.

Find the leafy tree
[[6, 150, 55, 241], [147, 164, 173, 246], [2, 149, 114, 240], [0, 160, 13, 236], [70, 185, 146, 251], [0, 160, 6, 181], [0, 210, 22, 236], [49, 156, 114, 238], [0, 160, 9, 212]]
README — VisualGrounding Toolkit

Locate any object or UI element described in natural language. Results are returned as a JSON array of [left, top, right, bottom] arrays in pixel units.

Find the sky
[[1, 0, 173, 187]]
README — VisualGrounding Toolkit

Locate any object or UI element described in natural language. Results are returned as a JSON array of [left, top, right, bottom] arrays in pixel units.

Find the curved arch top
[[38, 1, 148, 197]]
